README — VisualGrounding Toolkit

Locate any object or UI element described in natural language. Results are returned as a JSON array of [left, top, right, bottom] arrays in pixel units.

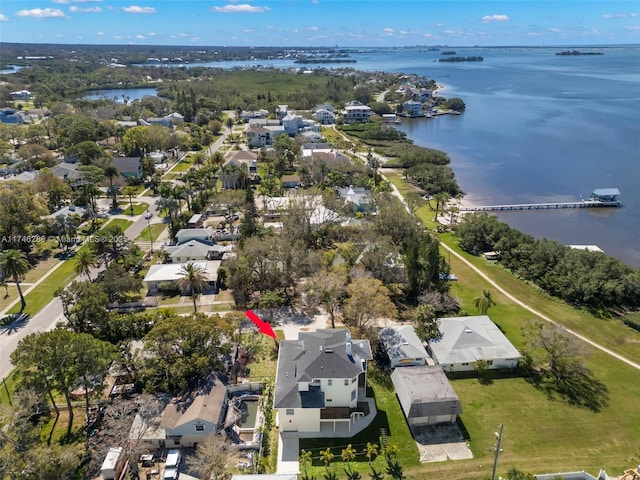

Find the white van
[[163, 450, 181, 480]]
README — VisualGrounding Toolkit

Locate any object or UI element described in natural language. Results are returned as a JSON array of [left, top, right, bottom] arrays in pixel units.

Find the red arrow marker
[[245, 310, 277, 339]]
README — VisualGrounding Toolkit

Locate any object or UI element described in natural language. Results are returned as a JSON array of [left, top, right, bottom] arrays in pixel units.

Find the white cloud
[[481, 14, 510, 23], [114, 35, 122, 39], [122, 5, 156, 14], [528, 32, 542, 36], [625, 25, 640, 30], [212, 4, 270, 13], [178, 32, 189, 37], [96, 31, 103, 35], [602, 12, 637, 19], [311, 0, 319, 4], [399, 30, 408, 35], [307, 26, 318, 31], [549, 27, 562, 33], [136, 34, 145, 39], [147, 32, 156, 36], [70, 5, 102, 12], [384, 27, 395, 34], [16, 8, 65, 18], [54, 0, 102, 3], [243, 28, 256, 33], [0, 13, 9, 22]]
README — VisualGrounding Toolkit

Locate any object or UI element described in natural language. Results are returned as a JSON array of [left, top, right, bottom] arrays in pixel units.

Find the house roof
[[338, 186, 372, 206], [226, 150, 258, 162], [47, 205, 88, 219], [274, 329, 372, 409], [164, 240, 215, 259], [50, 163, 82, 181], [143, 260, 220, 283], [592, 188, 620, 197], [162, 373, 227, 431], [428, 316, 521, 366], [175, 228, 214, 243], [391, 365, 461, 418], [379, 325, 428, 364], [112, 156, 141, 173]]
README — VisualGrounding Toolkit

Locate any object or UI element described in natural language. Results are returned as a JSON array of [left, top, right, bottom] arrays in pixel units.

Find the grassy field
[[118, 202, 149, 216], [371, 170, 640, 479], [136, 223, 167, 242]]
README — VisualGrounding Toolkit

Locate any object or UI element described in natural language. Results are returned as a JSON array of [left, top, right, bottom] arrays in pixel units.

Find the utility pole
[[491, 423, 504, 480]]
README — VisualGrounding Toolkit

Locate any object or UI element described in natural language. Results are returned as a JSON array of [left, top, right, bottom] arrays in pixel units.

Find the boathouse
[[591, 188, 621, 204]]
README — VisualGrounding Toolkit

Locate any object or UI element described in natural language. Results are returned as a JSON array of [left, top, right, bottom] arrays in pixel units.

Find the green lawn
[[162, 172, 182, 180], [119, 202, 149, 216], [7, 219, 133, 316], [364, 170, 640, 479], [136, 223, 167, 242]]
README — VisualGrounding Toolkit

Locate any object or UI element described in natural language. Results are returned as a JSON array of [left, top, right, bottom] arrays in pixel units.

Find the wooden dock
[[460, 200, 622, 212]]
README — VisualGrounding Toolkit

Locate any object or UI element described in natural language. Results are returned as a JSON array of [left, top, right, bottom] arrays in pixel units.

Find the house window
[[326, 399, 332, 403], [351, 390, 356, 401], [462, 363, 469, 366], [344, 379, 349, 386], [195, 424, 205, 432], [174, 438, 181, 445], [328, 379, 332, 386], [487, 360, 494, 365], [286, 409, 294, 416]]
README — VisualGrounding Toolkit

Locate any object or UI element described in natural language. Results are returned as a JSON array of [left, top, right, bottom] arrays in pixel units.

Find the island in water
[[555, 50, 604, 56], [438, 56, 484, 63]]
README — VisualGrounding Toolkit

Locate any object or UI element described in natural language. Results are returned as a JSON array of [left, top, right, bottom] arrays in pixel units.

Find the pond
[[80, 87, 158, 103]]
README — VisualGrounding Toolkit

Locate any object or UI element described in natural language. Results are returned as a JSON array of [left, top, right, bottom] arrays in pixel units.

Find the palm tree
[[103, 164, 120, 211], [121, 185, 138, 216], [341, 444, 359, 479], [474, 289, 496, 315], [319, 448, 334, 475], [176, 262, 209, 312], [73, 249, 97, 282], [299, 450, 314, 480], [0, 249, 29, 311], [363, 442, 379, 467]]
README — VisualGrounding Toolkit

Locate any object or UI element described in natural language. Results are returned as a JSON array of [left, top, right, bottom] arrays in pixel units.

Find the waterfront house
[[402, 100, 423, 117], [274, 329, 375, 435], [427, 315, 521, 372], [10, 90, 32, 100], [314, 108, 335, 124], [342, 101, 371, 124]]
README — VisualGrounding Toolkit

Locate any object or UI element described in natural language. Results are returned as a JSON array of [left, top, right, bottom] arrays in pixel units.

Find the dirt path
[[377, 162, 640, 372]]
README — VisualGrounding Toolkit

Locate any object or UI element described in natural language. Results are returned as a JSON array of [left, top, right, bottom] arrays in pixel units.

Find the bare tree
[[191, 435, 240, 480]]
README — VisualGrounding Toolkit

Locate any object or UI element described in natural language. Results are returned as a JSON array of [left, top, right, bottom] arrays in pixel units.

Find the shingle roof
[[274, 329, 372, 409], [162, 373, 227, 430], [428, 316, 521, 366], [379, 325, 428, 365], [391, 365, 461, 418]]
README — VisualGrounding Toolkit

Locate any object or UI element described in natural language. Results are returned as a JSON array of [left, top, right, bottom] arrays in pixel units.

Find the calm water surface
[[81, 87, 158, 102], [132, 48, 640, 266]]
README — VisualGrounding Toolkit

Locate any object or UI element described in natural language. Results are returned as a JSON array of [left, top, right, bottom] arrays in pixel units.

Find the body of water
[[124, 48, 640, 266], [81, 87, 158, 103], [380, 47, 640, 267]]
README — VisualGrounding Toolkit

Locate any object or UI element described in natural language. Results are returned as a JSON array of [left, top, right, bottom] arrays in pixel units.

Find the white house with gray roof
[[427, 316, 521, 372], [274, 329, 374, 435], [379, 325, 429, 368]]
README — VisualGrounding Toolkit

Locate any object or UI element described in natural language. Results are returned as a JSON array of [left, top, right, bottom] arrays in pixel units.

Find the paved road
[[0, 200, 163, 380]]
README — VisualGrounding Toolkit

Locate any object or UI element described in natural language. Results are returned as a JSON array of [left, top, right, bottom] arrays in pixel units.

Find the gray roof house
[[338, 186, 374, 213], [112, 157, 142, 179], [175, 227, 214, 245], [391, 365, 462, 429], [130, 373, 228, 449], [427, 316, 521, 372], [274, 329, 375, 436], [163, 239, 216, 263], [379, 325, 429, 368]]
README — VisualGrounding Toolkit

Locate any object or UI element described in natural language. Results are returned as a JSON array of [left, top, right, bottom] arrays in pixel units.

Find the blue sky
[[1, 1, 639, 46]]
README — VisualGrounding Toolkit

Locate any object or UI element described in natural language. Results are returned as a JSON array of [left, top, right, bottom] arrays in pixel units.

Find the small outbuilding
[[379, 325, 429, 368], [101, 446, 125, 480], [391, 365, 462, 429]]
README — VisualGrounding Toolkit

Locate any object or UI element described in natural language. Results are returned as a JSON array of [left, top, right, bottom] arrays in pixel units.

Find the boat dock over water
[[460, 188, 622, 212]]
